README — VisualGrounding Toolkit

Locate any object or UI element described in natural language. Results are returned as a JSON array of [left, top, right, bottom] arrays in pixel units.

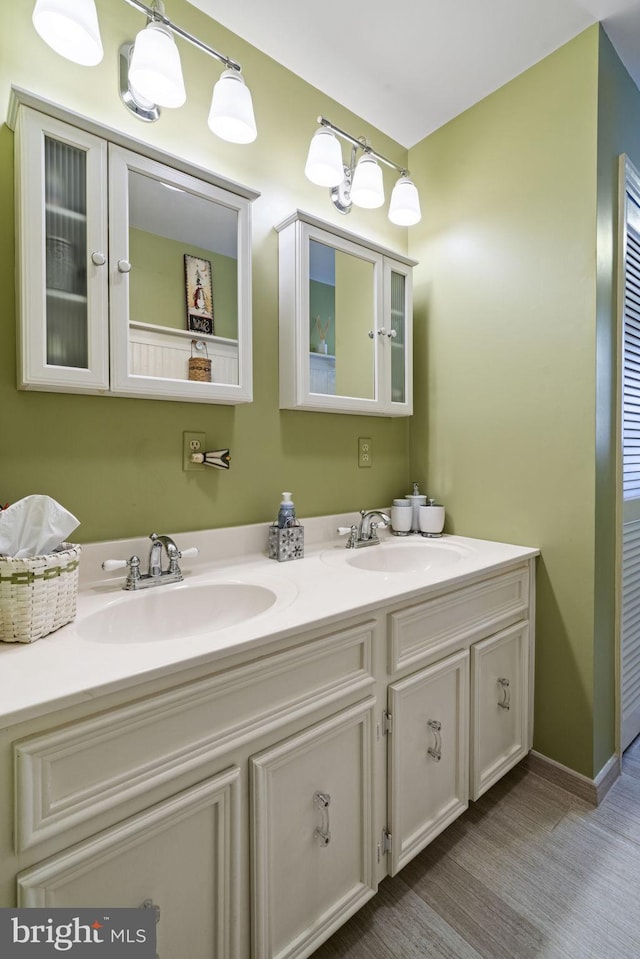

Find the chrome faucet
[[148, 533, 180, 578], [102, 532, 198, 590], [338, 510, 392, 549]]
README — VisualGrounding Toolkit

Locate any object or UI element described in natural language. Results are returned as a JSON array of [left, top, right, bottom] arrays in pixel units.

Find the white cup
[[391, 503, 413, 534], [419, 504, 445, 536]]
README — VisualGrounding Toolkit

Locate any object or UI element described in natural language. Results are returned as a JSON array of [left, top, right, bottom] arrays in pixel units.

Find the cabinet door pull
[[427, 718, 442, 761], [117, 258, 132, 273], [498, 677, 511, 710], [142, 900, 160, 959], [313, 790, 331, 846], [91, 251, 106, 266]]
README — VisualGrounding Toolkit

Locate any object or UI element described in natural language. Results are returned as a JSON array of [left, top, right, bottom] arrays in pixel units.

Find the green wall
[[0, 0, 411, 542], [408, 28, 601, 776]]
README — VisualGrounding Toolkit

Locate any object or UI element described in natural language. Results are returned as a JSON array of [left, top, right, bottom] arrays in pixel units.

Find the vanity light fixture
[[32, 0, 104, 66], [305, 117, 421, 225], [31, 0, 257, 143]]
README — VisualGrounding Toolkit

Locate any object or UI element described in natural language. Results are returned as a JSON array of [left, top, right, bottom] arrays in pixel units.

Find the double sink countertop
[[0, 513, 538, 726]]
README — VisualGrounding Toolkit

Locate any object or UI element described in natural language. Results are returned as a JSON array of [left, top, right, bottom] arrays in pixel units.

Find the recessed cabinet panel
[[17, 769, 240, 959], [13, 99, 257, 404], [251, 699, 376, 959], [277, 211, 415, 416], [470, 623, 530, 800], [388, 650, 469, 876]]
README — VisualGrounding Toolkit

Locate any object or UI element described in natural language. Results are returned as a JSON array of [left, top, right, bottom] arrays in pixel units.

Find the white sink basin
[[345, 542, 467, 573], [78, 582, 278, 644]]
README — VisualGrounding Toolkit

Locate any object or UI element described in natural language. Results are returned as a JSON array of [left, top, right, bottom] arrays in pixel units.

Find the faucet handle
[[102, 559, 128, 572], [179, 547, 198, 559], [337, 525, 358, 549], [102, 555, 141, 589]]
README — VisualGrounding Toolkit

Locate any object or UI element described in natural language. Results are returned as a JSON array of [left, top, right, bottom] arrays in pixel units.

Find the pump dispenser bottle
[[406, 481, 427, 533], [277, 492, 296, 529]]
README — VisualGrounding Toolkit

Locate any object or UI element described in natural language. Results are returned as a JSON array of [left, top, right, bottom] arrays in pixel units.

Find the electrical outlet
[[183, 431, 206, 471], [358, 436, 373, 468]]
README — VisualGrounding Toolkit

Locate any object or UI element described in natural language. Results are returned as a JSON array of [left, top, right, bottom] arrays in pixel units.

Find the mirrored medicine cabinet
[[276, 211, 416, 416], [9, 89, 258, 404]]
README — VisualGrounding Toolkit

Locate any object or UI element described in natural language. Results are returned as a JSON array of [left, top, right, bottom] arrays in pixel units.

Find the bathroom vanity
[[0, 520, 537, 959]]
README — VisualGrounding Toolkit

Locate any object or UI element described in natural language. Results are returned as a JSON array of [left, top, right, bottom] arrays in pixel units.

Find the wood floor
[[312, 739, 640, 959]]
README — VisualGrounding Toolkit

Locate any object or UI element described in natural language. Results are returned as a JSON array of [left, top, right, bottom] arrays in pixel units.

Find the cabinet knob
[[91, 251, 106, 266], [117, 259, 132, 273], [497, 677, 511, 710], [427, 718, 442, 761]]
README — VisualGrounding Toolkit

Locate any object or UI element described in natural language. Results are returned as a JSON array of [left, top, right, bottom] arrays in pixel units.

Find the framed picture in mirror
[[185, 254, 214, 335]]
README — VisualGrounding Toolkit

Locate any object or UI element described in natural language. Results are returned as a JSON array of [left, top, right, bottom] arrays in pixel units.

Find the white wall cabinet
[[276, 211, 415, 416], [0, 560, 534, 959], [11, 95, 257, 405]]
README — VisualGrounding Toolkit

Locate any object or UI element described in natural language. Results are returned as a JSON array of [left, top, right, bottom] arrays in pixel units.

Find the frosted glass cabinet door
[[385, 259, 413, 412], [250, 699, 376, 959], [15, 107, 109, 392], [388, 650, 469, 876]]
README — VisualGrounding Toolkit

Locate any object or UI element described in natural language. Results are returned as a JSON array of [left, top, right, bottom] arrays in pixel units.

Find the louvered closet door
[[621, 186, 640, 750]]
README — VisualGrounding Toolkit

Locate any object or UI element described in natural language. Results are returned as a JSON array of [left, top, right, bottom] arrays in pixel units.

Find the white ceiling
[[187, 0, 640, 147]]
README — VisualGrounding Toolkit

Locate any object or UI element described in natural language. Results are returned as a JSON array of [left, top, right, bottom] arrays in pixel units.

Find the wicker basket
[[188, 340, 212, 382], [0, 543, 81, 643]]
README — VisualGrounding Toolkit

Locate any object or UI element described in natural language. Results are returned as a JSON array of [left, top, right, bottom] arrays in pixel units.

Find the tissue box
[[0, 543, 82, 643], [268, 524, 304, 562]]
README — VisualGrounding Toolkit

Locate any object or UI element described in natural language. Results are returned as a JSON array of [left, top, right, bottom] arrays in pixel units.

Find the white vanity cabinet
[[387, 650, 469, 876], [17, 768, 240, 959], [381, 562, 534, 872], [276, 211, 415, 416], [251, 699, 377, 959], [0, 554, 535, 959], [4, 616, 377, 959], [470, 622, 530, 800], [11, 94, 257, 404]]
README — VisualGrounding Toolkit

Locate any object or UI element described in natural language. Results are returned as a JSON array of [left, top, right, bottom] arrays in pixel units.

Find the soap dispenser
[[406, 482, 427, 533], [277, 492, 296, 529]]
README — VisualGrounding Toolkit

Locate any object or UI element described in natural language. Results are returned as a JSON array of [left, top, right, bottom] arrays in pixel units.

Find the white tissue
[[0, 495, 80, 558]]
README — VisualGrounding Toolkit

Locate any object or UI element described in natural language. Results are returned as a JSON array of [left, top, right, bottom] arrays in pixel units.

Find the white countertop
[[0, 513, 538, 727]]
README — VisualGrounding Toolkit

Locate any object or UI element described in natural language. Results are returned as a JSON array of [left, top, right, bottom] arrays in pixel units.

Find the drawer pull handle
[[498, 677, 511, 710], [427, 718, 442, 761], [313, 790, 331, 846]]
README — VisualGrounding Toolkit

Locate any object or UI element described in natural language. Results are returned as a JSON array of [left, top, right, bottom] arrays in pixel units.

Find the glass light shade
[[208, 69, 257, 144], [32, 0, 103, 66], [304, 128, 344, 187], [350, 155, 384, 209], [129, 22, 186, 109], [388, 176, 422, 225]]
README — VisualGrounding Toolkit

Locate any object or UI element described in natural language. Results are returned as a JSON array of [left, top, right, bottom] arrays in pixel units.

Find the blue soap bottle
[[277, 492, 296, 528]]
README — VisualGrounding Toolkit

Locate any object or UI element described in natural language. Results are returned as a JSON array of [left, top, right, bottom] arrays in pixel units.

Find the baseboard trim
[[522, 751, 621, 805]]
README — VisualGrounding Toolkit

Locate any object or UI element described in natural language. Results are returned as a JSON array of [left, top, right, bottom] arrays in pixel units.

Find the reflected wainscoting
[[129, 322, 239, 384]]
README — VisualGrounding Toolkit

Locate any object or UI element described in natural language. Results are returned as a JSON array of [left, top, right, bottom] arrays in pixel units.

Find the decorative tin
[[268, 524, 304, 562]]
